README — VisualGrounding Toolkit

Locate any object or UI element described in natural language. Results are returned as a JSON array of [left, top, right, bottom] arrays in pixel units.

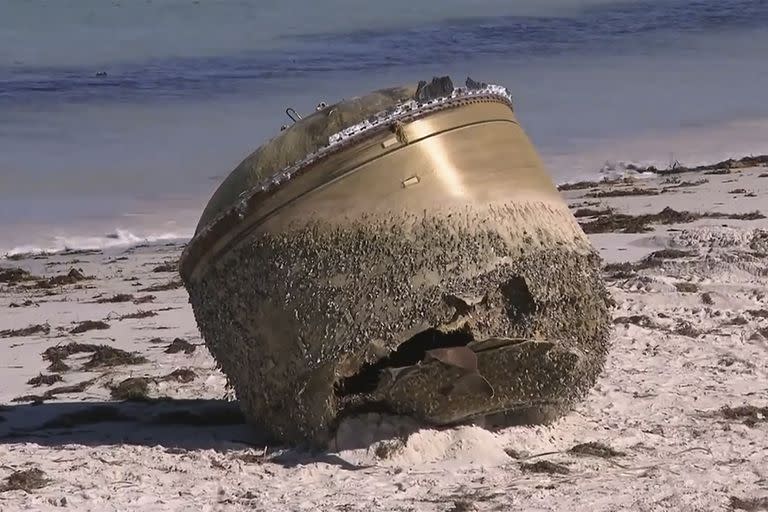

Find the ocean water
[[1, 0, 767, 254]]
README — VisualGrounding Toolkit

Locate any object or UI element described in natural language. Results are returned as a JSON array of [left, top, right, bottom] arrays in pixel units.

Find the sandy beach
[[1, 160, 767, 511]]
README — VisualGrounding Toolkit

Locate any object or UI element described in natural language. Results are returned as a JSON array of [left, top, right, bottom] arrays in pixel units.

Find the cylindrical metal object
[[180, 78, 611, 446]]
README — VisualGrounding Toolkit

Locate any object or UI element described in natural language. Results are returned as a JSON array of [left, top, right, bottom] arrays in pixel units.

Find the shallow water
[[1, 0, 767, 253]]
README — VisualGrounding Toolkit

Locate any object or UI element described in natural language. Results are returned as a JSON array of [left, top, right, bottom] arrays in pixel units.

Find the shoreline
[[0, 159, 767, 510], [2, 153, 767, 260]]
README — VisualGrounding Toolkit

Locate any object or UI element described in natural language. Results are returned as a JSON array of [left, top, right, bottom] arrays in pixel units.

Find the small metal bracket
[[402, 175, 420, 188], [285, 108, 302, 123]]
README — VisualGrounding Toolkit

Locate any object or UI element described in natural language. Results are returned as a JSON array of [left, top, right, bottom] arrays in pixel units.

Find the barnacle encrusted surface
[[186, 202, 611, 445]]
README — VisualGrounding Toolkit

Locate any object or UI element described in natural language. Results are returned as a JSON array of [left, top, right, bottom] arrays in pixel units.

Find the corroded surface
[[186, 203, 611, 445]]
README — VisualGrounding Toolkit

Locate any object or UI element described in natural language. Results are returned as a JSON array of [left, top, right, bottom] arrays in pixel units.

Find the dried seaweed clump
[[520, 460, 570, 475], [110, 377, 152, 401], [153, 261, 178, 273], [0, 323, 50, 338], [0, 267, 32, 284], [569, 441, 625, 458], [629, 154, 768, 175], [720, 405, 768, 426], [164, 338, 196, 354], [32, 268, 87, 288], [580, 207, 765, 234], [12, 379, 94, 403], [94, 293, 135, 303], [139, 280, 183, 292], [0, 468, 50, 493], [26, 373, 63, 387], [42, 342, 147, 372], [70, 320, 110, 334], [586, 187, 659, 198], [730, 496, 768, 511]]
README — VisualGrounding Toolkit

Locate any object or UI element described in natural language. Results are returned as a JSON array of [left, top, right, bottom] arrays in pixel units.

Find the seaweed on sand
[[613, 315, 655, 328], [110, 377, 152, 401], [674, 282, 699, 293], [152, 261, 178, 273], [720, 405, 768, 426], [558, 180, 601, 192], [12, 379, 95, 403], [139, 280, 183, 292], [0, 323, 50, 338], [26, 373, 64, 387], [602, 248, 697, 279], [586, 187, 660, 198], [0, 468, 50, 493], [572, 208, 612, 218], [109, 368, 198, 401], [0, 267, 33, 284], [94, 293, 135, 304], [568, 441, 625, 458], [69, 320, 110, 334], [661, 178, 708, 191], [730, 496, 768, 511], [31, 268, 87, 289], [519, 461, 570, 475], [82, 347, 148, 370], [629, 155, 768, 175], [164, 337, 196, 354], [8, 300, 37, 308], [42, 342, 148, 372], [580, 207, 765, 234], [163, 368, 197, 383], [118, 310, 158, 320]]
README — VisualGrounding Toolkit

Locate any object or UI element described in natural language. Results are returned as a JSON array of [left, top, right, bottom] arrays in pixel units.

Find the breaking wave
[[2, 229, 190, 259]]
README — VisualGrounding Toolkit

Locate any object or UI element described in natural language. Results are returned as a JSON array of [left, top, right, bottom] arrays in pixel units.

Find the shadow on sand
[[0, 399, 387, 470], [0, 398, 264, 449]]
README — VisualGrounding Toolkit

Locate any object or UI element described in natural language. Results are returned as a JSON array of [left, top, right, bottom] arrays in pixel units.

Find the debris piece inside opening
[[336, 326, 474, 397]]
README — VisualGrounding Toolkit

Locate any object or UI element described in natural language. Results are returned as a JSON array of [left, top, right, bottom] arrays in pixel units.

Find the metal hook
[[285, 108, 302, 123]]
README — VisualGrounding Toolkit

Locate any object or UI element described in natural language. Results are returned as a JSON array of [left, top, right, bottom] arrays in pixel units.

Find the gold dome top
[[196, 85, 418, 233]]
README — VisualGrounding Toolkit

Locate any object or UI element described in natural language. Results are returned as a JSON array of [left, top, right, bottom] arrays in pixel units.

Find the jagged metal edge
[[328, 84, 513, 146], [253, 85, 513, 198], [195, 84, 513, 242]]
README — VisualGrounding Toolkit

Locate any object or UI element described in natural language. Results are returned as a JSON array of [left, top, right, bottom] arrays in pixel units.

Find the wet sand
[[1, 163, 767, 511]]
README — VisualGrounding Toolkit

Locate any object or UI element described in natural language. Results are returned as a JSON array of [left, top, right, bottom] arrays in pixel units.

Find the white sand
[[1, 166, 767, 511]]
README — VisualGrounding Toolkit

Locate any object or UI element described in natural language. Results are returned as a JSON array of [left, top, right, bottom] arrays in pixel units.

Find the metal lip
[[180, 90, 515, 284]]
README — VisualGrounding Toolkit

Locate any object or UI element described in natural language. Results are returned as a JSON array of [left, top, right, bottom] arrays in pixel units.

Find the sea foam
[[2, 229, 190, 259]]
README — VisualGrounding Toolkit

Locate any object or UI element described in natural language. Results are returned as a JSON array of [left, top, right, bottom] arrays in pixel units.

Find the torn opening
[[500, 276, 536, 321], [335, 325, 474, 397]]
